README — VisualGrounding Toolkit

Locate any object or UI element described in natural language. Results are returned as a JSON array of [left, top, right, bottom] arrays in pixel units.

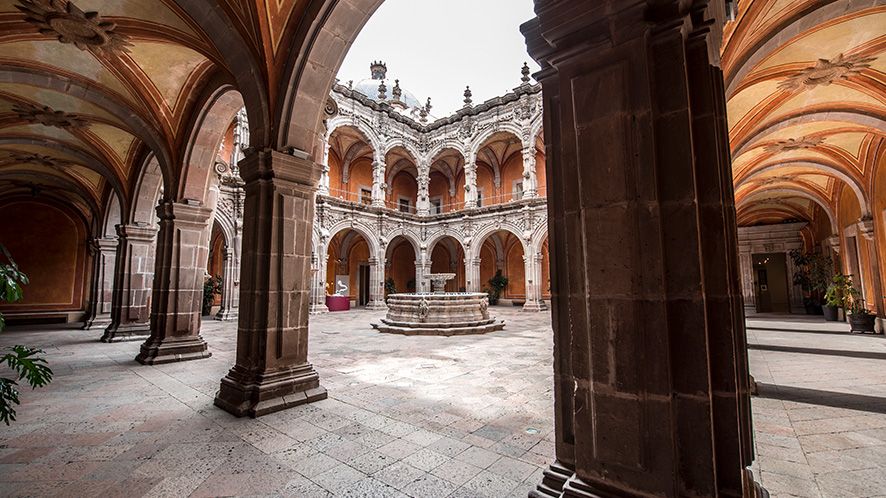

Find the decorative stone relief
[[778, 53, 876, 91], [12, 102, 88, 129], [17, 0, 132, 55]]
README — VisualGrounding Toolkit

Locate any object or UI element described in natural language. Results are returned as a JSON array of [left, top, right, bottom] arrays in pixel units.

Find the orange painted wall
[[348, 158, 374, 203], [837, 186, 876, 311], [386, 240, 415, 293], [541, 238, 551, 299], [872, 150, 886, 315], [347, 239, 369, 301], [536, 151, 547, 196], [390, 171, 417, 210], [479, 242, 497, 290], [475, 163, 496, 206], [430, 241, 465, 291], [504, 239, 526, 298], [428, 172, 452, 212], [0, 200, 88, 314], [500, 153, 524, 202], [328, 151, 343, 196]]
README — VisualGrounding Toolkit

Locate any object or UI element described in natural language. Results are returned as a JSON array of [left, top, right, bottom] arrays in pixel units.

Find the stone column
[[521, 146, 539, 199], [318, 141, 331, 196], [136, 201, 213, 365], [523, 252, 547, 312], [416, 171, 431, 216], [215, 244, 240, 321], [739, 249, 757, 314], [215, 149, 327, 418], [371, 155, 386, 208], [366, 256, 388, 310], [523, 1, 762, 497], [310, 251, 329, 314], [464, 154, 478, 209], [101, 224, 158, 342], [465, 257, 482, 293], [84, 237, 117, 330]]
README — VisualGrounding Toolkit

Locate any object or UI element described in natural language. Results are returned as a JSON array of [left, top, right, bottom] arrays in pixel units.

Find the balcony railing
[[319, 186, 547, 216]]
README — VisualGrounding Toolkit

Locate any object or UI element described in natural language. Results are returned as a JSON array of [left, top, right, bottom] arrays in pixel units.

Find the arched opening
[[326, 125, 376, 203], [474, 131, 523, 206], [837, 184, 875, 310], [429, 236, 466, 292], [327, 228, 374, 307], [385, 236, 417, 295], [429, 148, 463, 212], [205, 220, 226, 316], [385, 146, 419, 213], [0, 199, 89, 325], [477, 229, 526, 304]]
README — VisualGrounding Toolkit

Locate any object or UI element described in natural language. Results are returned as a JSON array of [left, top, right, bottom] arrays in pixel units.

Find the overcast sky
[[337, 0, 540, 117]]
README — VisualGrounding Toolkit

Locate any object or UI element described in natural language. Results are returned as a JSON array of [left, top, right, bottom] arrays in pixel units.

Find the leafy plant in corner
[[822, 274, 852, 321], [202, 274, 223, 316], [846, 278, 876, 333], [384, 278, 397, 301], [0, 244, 53, 425], [486, 270, 509, 305], [790, 250, 832, 312]]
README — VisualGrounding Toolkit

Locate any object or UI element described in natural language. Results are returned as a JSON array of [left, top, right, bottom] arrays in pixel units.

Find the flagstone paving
[[0, 309, 884, 497]]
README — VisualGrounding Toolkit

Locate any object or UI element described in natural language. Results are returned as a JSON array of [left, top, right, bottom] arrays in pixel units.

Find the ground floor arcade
[[1, 310, 884, 497]]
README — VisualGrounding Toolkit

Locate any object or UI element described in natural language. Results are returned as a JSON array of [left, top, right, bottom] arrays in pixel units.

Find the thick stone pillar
[[464, 155, 478, 209], [101, 224, 158, 342], [214, 149, 327, 418], [366, 256, 388, 310], [371, 156, 386, 208], [136, 201, 213, 365], [522, 146, 539, 199], [215, 245, 240, 321], [739, 249, 757, 314], [84, 237, 117, 330], [523, 252, 547, 312], [523, 1, 763, 497]]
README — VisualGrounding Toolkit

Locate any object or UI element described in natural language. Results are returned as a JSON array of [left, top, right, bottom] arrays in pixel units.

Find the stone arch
[[382, 139, 422, 163], [327, 221, 381, 257], [530, 221, 549, 255], [425, 229, 468, 257], [325, 117, 384, 155], [102, 192, 123, 239], [739, 186, 839, 234], [736, 160, 870, 216], [129, 155, 164, 226], [469, 223, 529, 262], [427, 140, 469, 164], [470, 126, 524, 159], [179, 85, 244, 204]]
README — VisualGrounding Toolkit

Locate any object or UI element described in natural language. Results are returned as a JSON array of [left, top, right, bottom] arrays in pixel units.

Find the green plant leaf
[[0, 377, 21, 425]]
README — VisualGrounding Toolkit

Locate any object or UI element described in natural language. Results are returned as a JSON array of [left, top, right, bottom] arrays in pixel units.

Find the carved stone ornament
[[12, 102, 88, 129], [10, 152, 70, 169], [16, 0, 132, 55], [778, 53, 876, 91], [764, 136, 824, 153]]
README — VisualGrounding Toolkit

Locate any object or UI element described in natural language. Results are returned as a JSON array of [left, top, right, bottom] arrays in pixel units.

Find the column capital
[[155, 201, 213, 228], [858, 217, 876, 241], [239, 148, 320, 188], [116, 223, 158, 242]]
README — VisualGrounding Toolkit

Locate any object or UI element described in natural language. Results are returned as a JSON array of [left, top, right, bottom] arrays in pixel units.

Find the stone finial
[[521, 62, 531, 85], [370, 60, 387, 80], [419, 106, 428, 123], [425, 97, 432, 113], [347, 80, 353, 89], [392, 79, 402, 101], [378, 80, 387, 101], [463, 86, 473, 108]]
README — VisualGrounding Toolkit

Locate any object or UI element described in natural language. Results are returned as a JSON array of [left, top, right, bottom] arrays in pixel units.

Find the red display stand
[[325, 295, 350, 312]]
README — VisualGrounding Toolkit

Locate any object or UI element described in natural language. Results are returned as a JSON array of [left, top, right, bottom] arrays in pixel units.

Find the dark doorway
[[358, 264, 370, 306], [754, 253, 790, 313]]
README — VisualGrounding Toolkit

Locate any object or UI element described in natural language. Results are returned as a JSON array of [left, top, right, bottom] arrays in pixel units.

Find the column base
[[214, 308, 239, 321], [529, 461, 573, 498], [744, 469, 770, 498], [135, 336, 211, 365], [309, 303, 329, 315], [83, 315, 111, 331], [214, 363, 328, 418], [101, 323, 151, 343], [523, 300, 548, 312], [365, 301, 388, 311]]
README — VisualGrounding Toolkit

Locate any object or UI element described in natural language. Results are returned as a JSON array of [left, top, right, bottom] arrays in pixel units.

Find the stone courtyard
[[0, 310, 883, 497]]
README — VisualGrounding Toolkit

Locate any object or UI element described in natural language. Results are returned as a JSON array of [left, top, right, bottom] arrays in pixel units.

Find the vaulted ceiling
[[723, 0, 885, 229]]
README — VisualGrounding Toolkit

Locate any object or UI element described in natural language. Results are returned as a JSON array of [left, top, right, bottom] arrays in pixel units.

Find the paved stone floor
[[0, 309, 883, 497]]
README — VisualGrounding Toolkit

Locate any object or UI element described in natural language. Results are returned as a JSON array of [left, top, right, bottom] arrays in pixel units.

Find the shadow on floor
[[756, 383, 886, 415], [748, 343, 886, 360]]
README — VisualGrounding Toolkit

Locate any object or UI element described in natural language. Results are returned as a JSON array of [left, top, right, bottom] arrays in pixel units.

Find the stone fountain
[[372, 273, 505, 336]]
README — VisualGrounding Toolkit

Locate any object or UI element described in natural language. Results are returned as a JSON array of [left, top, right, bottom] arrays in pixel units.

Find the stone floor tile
[[373, 460, 426, 490], [460, 469, 521, 497], [431, 458, 484, 487], [487, 455, 538, 482], [454, 446, 501, 469], [401, 447, 451, 472]]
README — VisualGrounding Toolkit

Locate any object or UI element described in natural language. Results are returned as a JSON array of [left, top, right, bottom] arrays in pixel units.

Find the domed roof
[[352, 61, 423, 112]]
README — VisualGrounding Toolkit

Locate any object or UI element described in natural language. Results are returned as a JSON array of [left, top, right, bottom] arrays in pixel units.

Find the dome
[[351, 61, 424, 114]]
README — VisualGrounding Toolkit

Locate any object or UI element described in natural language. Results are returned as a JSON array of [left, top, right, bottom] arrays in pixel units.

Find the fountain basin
[[372, 292, 505, 336]]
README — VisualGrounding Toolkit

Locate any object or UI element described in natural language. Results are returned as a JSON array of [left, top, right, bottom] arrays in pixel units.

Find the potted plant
[[847, 285, 876, 334], [790, 250, 832, 314], [822, 274, 851, 321], [202, 274, 222, 316], [485, 270, 508, 305], [384, 278, 396, 302]]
